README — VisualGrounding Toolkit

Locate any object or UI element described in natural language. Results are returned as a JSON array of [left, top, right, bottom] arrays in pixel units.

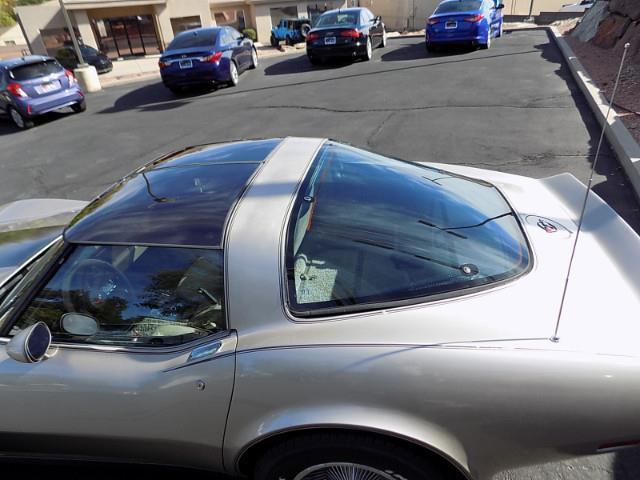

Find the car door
[[229, 27, 251, 70], [0, 242, 237, 471]]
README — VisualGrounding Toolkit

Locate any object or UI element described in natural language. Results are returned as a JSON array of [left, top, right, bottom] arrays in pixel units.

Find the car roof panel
[[64, 139, 283, 248]]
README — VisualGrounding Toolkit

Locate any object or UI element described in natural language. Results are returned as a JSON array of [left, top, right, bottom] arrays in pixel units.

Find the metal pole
[[528, 0, 535, 19], [58, 0, 87, 66]]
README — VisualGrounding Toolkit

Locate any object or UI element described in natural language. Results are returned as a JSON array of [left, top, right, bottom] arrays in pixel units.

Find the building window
[[269, 6, 299, 27], [91, 15, 160, 59], [212, 8, 246, 31], [170, 16, 202, 35], [40, 27, 82, 56]]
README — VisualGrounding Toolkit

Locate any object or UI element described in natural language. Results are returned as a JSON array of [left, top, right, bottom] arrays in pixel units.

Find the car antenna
[[551, 42, 631, 342]]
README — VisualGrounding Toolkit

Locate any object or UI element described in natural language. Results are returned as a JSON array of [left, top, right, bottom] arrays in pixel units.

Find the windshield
[[286, 143, 530, 316], [435, 1, 482, 14], [315, 11, 359, 27], [9, 244, 225, 347], [167, 30, 218, 50], [9, 59, 62, 80]]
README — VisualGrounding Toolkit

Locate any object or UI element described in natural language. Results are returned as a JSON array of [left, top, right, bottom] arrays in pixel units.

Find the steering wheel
[[62, 259, 134, 313]]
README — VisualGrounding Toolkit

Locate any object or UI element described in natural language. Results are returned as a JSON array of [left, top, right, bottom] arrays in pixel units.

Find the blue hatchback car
[[159, 26, 258, 93], [426, 0, 504, 51], [0, 56, 85, 130]]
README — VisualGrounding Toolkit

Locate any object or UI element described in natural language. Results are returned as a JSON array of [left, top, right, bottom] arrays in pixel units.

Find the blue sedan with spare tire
[[159, 26, 258, 94]]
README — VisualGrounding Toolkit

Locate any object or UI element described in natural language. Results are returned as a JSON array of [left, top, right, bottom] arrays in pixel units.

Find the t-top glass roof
[[65, 139, 281, 248]]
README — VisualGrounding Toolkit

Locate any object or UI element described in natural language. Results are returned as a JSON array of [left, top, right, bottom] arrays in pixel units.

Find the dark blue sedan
[[159, 27, 258, 93], [0, 56, 85, 130], [426, 0, 504, 51]]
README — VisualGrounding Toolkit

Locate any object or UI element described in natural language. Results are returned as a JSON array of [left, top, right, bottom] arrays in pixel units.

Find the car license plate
[[179, 59, 193, 69], [445, 21, 458, 29], [34, 80, 60, 94], [324, 36, 337, 45]]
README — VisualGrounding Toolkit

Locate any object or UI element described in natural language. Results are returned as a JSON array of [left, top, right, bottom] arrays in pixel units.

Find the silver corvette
[[1, 137, 640, 480]]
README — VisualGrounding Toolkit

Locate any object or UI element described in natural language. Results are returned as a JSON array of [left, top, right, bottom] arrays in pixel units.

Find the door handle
[[163, 331, 238, 372]]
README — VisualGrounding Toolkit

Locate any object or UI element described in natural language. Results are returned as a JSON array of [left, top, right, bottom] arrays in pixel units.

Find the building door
[[94, 15, 160, 59]]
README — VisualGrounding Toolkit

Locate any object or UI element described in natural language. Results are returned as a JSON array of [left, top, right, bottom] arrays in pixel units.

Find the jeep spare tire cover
[[301, 23, 311, 37]]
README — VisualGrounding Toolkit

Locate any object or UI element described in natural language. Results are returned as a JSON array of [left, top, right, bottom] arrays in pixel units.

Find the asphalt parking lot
[[1, 28, 640, 479]]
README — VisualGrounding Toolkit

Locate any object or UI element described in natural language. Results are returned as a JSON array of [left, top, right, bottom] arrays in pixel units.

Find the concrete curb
[[549, 26, 640, 202]]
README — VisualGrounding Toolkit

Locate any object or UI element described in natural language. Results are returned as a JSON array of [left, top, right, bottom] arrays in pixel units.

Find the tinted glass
[[161, 139, 281, 168], [316, 11, 359, 27], [65, 163, 259, 247], [9, 60, 62, 81], [79, 45, 100, 57], [286, 143, 530, 316], [12, 245, 225, 347], [167, 29, 218, 50], [435, 1, 483, 13]]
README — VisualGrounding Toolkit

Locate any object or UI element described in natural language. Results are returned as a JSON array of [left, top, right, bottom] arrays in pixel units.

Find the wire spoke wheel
[[293, 463, 396, 480]]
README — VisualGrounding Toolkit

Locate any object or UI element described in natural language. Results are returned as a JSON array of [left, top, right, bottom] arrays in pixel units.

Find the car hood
[[0, 199, 87, 283], [429, 163, 640, 356]]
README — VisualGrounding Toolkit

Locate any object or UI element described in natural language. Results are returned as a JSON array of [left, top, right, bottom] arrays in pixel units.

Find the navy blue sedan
[[159, 27, 258, 93], [426, 0, 504, 51]]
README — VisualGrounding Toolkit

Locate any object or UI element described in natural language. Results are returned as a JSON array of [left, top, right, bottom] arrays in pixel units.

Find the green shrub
[[242, 28, 257, 41]]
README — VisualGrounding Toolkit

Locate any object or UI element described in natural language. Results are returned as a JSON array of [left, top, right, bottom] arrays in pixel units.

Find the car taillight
[[307, 32, 320, 41], [464, 14, 484, 22], [203, 52, 223, 63], [158, 60, 171, 69], [7, 83, 27, 98], [340, 29, 360, 38], [427, 17, 440, 25], [64, 69, 77, 86]]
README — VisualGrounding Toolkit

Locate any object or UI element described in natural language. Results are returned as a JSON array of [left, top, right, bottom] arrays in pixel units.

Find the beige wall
[[502, 0, 570, 15], [0, 24, 27, 46], [15, 3, 67, 55], [359, 0, 439, 31]]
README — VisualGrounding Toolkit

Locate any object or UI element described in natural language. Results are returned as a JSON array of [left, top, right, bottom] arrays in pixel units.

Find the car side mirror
[[497, 4, 505, 8], [61, 313, 99, 336], [6, 322, 51, 364]]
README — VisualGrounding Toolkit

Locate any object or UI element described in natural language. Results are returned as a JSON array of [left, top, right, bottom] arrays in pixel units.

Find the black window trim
[[279, 141, 535, 320]]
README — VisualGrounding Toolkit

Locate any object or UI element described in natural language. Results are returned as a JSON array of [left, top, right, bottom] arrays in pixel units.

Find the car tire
[[496, 21, 504, 37], [301, 23, 311, 38], [250, 47, 259, 69], [228, 61, 239, 87], [480, 30, 491, 49], [381, 28, 388, 48], [270, 35, 279, 47], [254, 433, 447, 480], [286, 35, 293, 46], [363, 36, 373, 61], [8, 106, 33, 129], [426, 41, 434, 52], [71, 99, 86, 113]]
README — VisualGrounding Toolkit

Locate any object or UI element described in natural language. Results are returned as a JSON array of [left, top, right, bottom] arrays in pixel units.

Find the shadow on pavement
[[264, 53, 357, 76], [0, 110, 74, 136], [615, 447, 640, 480], [381, 42, 473, 61], [98, 82, 218, 114]]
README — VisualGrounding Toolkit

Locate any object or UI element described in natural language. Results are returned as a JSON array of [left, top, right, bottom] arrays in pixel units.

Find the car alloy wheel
[[250, 48, 259, 69], [9, 107, 33, 129], [381, 28, 388, 48], [229, 61, 239, 86], [293, 463, 395, 480], [497, 21, 503, 37]]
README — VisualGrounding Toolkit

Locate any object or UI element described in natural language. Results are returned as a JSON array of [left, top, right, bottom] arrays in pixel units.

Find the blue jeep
[[270, 18, 312, 46]]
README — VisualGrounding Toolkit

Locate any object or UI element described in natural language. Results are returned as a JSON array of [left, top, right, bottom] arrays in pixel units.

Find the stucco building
[[16, 0, 349, 58]]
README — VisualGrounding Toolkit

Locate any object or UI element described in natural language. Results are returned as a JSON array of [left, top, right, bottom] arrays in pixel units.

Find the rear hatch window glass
[[435, 1, 482, 14], [9, 60, 62, 81], [316, 12, 359, 27], [167, 30, 218, 50]]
